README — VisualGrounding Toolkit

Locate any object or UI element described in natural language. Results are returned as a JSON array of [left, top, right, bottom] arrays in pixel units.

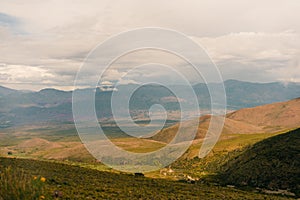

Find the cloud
[[0, 64, 55, 84], [195, 31, 300, 82], [267, 59, 300, 83], [197, 31, 299, 63], [102, 69, 126, 82], [0, 0, 299, 89], [100, 80, 113, 85], [0, 13, 18, 27]]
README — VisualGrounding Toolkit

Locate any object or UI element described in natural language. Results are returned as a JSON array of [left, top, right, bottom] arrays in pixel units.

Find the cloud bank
[[0, 0, 299, 90]]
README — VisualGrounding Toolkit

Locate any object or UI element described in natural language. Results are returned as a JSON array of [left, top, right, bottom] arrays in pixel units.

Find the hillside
[[0, 157, 291, 199], [151, 97, 300, 143], [219, 128, 300, 196], [227, 97, 300, 131]]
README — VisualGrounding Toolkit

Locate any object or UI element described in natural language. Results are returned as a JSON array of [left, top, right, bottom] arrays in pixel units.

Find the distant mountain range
[[0, 86, 19, 97], [1, 80, 300, 127]]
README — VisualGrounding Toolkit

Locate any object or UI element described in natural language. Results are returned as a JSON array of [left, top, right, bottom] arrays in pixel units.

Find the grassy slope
[[0, 157, 292, 200], [154, 130, 289, 183], [218, 128, 300, 196]]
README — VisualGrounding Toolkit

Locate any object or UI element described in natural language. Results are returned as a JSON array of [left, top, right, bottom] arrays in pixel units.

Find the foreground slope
[[0, 157, 291, 200], [219, 128, 300, 196]]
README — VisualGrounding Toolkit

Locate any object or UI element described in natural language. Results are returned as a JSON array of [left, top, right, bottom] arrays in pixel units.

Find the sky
[[0, 0, 300, 90]]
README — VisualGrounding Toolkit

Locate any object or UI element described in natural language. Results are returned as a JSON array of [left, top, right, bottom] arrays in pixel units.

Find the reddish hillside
[[151, 98, 300, 143], [227, 97, 300, 131]]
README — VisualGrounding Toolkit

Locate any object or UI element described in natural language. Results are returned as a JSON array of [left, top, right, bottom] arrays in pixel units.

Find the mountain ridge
[[151, 97, 300, 143], [1, 80, 300, 127]]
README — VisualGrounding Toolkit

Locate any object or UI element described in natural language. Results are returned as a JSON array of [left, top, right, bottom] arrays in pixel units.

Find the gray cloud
[[0, 0, 299, 90]]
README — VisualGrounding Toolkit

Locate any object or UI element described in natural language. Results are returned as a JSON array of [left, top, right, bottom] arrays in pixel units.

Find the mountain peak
[[0, 85, 18, 96]]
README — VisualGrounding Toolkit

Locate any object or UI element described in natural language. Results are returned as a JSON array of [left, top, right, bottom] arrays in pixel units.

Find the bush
[[0, 167, 47, 200]]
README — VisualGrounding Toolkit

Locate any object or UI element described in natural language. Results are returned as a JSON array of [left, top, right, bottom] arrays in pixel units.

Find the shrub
[[0, 167, 47, 200]]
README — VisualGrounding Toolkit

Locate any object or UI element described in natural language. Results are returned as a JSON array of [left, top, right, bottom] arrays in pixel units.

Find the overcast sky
[[0, 0, 300, 90]]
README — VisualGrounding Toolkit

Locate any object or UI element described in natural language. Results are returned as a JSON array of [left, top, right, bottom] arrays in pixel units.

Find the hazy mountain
[[0, 85, 19, 97], [224, 79, 300, 109], [1, 80, 300, 127]]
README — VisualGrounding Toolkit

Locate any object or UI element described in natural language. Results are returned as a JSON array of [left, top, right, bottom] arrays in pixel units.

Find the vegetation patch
[[218, 128, 300, 197], [0, 157, 291, 199]]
